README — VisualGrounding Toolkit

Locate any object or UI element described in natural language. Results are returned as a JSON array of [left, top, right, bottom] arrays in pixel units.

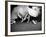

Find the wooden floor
[[11, 22, 42, 32]]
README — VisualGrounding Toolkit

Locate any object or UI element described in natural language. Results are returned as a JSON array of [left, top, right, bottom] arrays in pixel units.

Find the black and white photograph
[[5, 1, 45, 35], [11, 4, 42, 31]]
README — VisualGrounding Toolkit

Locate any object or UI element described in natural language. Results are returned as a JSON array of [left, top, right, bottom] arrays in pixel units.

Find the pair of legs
[[11, 14, 37, 24], [21, 14, 37, 24], [21, 14, 30, 23]]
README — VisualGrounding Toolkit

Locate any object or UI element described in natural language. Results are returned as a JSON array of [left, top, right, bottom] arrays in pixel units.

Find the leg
[[21, 18, 24, 23], [21, 17, 26, 23], [27, 15, 30, 23], [21, 14, 28, 23], [32, 20, 37, 24]]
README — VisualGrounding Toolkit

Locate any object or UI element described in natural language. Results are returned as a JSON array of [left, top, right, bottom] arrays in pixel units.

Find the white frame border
[[7, 2, 45, 35]]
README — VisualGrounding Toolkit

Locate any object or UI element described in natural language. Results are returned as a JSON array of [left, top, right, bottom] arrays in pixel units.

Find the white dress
[[27, 7, 40, 17]]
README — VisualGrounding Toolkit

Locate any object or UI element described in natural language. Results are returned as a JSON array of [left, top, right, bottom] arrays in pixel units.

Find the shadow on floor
[[11, 22, 42, 32]]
